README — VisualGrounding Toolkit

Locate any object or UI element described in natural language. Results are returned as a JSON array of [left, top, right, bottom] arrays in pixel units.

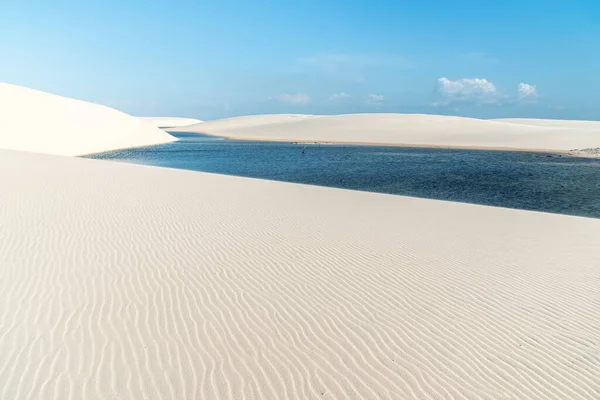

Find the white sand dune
[[141, 117, 204, 128], [495, 118, 600, 130], [0, 83, 177, 156], [1, 149, 599, 399], [168, 114, 316, 133], [172, 113, 600, 152]]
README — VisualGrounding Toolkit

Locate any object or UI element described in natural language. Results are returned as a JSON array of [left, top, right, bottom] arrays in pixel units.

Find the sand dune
[[179, 114, 316, 131], [1, 149, 599, 399], [0, 83, 177, 156], [173, 113, 600, 152], [495, 118, 600, 129], [141, 117, 204, 128]]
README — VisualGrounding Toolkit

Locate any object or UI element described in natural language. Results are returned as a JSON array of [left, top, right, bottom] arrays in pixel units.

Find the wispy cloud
[[329, 92, 350, 101], [296, 53, 411, 82], [271, 93, 310, 105], [366, 93, 384, 105]]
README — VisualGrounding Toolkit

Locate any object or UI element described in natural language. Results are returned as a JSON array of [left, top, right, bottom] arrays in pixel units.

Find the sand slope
[[1, 149, 599, 399], [495, 118, 600, 129], [141, 117, 204, 128], [0, 83, 177, 156], [176, 114, 316, 131], [173, 113, 600, 151]]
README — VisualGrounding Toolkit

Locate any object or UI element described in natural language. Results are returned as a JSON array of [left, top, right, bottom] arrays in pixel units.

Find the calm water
[[86, 132, 600, 218]]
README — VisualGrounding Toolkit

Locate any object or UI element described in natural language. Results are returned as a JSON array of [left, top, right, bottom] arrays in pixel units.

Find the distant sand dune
[[1, 150, 599, 399], [495, 118, 600, 129], [178, 114, 316, 131], [0, 83, 177, 156], [173, 113, 600, 152], [141, 117, 204, 128]]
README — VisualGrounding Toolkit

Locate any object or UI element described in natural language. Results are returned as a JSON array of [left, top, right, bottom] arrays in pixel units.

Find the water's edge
[[86, 133, 600, 219]]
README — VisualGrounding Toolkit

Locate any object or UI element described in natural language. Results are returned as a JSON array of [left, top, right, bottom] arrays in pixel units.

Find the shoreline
[[167, 113, 600, 158], [168, 129, 596, 157], [0, 83, 177, 156], [76, 138, 181, 157]]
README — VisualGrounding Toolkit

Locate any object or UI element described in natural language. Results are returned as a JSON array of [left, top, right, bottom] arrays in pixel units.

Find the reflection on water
[[86, 132, 600, 219]]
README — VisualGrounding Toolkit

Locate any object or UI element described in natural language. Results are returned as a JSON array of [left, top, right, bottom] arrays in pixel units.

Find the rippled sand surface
[[2, 150, 600, 399]]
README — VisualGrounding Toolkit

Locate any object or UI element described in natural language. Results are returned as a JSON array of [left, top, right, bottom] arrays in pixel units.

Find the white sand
[[1, 149, 599, 399], [141, 117, 204, 128], [0, 83, 177, 156], [173, 113, 600, 152], [496, 118, 600, 129], [180, 114, 316, 131]]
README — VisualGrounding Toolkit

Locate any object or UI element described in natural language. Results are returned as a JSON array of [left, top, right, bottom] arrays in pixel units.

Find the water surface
[[86, 132, 600, 218]]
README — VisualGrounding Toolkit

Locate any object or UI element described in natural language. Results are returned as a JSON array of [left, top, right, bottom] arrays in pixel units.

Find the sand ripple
[[1, 150, 599, 399]]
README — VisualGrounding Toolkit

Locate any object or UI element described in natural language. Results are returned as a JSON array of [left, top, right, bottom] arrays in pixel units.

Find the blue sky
[[2, 0, 599, 120]]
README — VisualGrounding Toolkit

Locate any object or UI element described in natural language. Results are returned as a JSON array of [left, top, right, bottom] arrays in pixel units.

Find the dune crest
[[173, 113, 600, 152], [0, 83, 177, 156], [177, 114, 317, 132], [494, 118, 600, 129], [141, 117, 204, 128]]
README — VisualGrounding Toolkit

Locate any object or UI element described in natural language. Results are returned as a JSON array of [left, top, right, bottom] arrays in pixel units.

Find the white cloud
[[329, 92, 350, 101], [272, 93, 310, 105], [436, 77, 498, 104], [517, 83, 538, 99], [434, 77, 541, 107], [366, 94, 384, 105]]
